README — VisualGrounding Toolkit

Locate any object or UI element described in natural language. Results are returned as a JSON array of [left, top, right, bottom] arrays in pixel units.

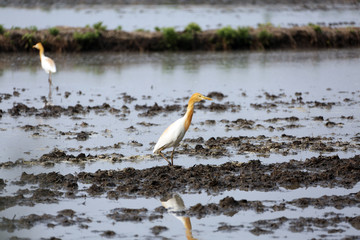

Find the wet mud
[[1, 87, 360, 239], [1, 155, 359, 236]]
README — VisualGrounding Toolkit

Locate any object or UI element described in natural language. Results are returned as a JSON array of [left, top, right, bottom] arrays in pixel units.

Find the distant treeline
[[0, 23, 359, 52]]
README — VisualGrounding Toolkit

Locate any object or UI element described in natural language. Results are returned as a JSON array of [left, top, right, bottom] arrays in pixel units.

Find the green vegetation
[[0, 24, 4, 35], [257, 22, 274, 28], [237, 27, 252, 46], [178, 22, 203, 50], [184, 22, 202, 34], [93, 21, 107, 31], [73, 31, 100, 50], [308, 23, 322, 33], [135, 28, 148, 32], [27, 26, 38, 32], [22, 33, 35, 49], [116, 26, 122, 31], [161, 27, 178, 50], [216, 26, 252, 49], [49, 27, 59, 36], [158, 23, 203, 50], [217, 26, 238, 43], [258, 29, 273, 48], [73, 22, 107, 50], [11, 26, 20, 30]]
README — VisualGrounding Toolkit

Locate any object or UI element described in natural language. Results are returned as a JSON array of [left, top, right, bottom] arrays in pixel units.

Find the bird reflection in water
[[161, 193, 197, 240]]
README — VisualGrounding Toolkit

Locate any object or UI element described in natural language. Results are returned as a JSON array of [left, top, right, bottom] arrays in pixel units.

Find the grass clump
[[73, 31, 100, 50], [49, 27, 59, 36], [0, 24, 4, 35], [217, 26, 252, 49], [184, 22, 202, 34], [73, 22, 106, 50], [116, 26, 122, 31], [177, 22, 202, 50], [135, 28, 148, 32], [217, 26, 237, 49], [308, 23, 322, 33], [237, 27, 252, 47], [161, 27, 178, 50], [27, 26, 38, 32], [257, 22, 273, 28], [258, 29, 273, 48], [22, 33, 35, 49], [93, 21, 107, 31]]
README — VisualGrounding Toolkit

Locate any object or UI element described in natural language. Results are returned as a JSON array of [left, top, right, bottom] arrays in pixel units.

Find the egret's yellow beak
[[201, 96, 212, 101], [32, 45, 37, 49]]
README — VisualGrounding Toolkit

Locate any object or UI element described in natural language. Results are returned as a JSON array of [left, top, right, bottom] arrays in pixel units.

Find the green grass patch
[[49, 27, 60, 36], [237, 27, 252, 47], [135, 29, 148, 32], [258, 29, 273, 48], [257, 22, 274, 28], [161, 27, 178, 50], [73, 31, 100, 50], [93, 21, 107, 31], [308, 23, 322, 33], [27, 26, 38, 32], [116, 26, 122, 31], [184, 22, 202, 34], [0, 24, 4, 35], [217, 26, 252, 49], [22, 33, 35, 49]]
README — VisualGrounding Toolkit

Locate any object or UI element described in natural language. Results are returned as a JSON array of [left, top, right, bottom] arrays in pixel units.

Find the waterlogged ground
[[1, 49, 360, 239]]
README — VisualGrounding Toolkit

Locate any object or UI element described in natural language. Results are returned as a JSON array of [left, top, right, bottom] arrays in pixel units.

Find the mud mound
[[8, 155, 360, 200]]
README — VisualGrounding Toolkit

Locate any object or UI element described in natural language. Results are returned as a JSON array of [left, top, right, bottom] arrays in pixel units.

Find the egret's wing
[[42, 56, 56, 73], [153, 117, 186, 153]]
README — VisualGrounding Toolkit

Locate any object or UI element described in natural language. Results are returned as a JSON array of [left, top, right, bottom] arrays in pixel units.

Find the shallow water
[[1, 49, 360, 239], [1, 5, 359, 30]]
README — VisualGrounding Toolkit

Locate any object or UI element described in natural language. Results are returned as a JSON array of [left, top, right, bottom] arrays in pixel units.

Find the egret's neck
[[38, 46, 45, 59], [184, 100, 195, 131]]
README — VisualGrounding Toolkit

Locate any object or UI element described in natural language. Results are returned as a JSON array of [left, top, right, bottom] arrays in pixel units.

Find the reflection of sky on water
[[1, 49, 360, 165], [0, 5, 359, 30], [1, 49, 360, 239]]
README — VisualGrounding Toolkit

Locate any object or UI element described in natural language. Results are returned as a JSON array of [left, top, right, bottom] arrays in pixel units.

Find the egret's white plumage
[[33, 42, 56, 85], [153, 93, 212, 166]]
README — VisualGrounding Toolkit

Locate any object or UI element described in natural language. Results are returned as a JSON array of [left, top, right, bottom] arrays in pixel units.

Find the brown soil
[[1, 155, 358, 203], [1, 155, 359, 237], [1, 26, 360, 52]]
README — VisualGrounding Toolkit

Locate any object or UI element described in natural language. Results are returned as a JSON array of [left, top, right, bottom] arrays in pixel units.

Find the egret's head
[[33, 42, 43, 50], [191, 93, 213, 103]]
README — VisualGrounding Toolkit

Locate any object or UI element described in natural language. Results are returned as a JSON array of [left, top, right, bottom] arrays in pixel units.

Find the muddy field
[[1, 49, 360, 239]]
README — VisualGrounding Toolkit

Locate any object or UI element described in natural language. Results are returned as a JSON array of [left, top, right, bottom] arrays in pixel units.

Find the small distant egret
[[153, 93, 212, 166], [33, 42, 56, 85]]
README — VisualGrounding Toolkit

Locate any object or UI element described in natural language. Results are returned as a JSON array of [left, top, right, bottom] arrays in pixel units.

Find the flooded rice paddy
[[1, 49, 360, 239], [1, 4, 359, 31]]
